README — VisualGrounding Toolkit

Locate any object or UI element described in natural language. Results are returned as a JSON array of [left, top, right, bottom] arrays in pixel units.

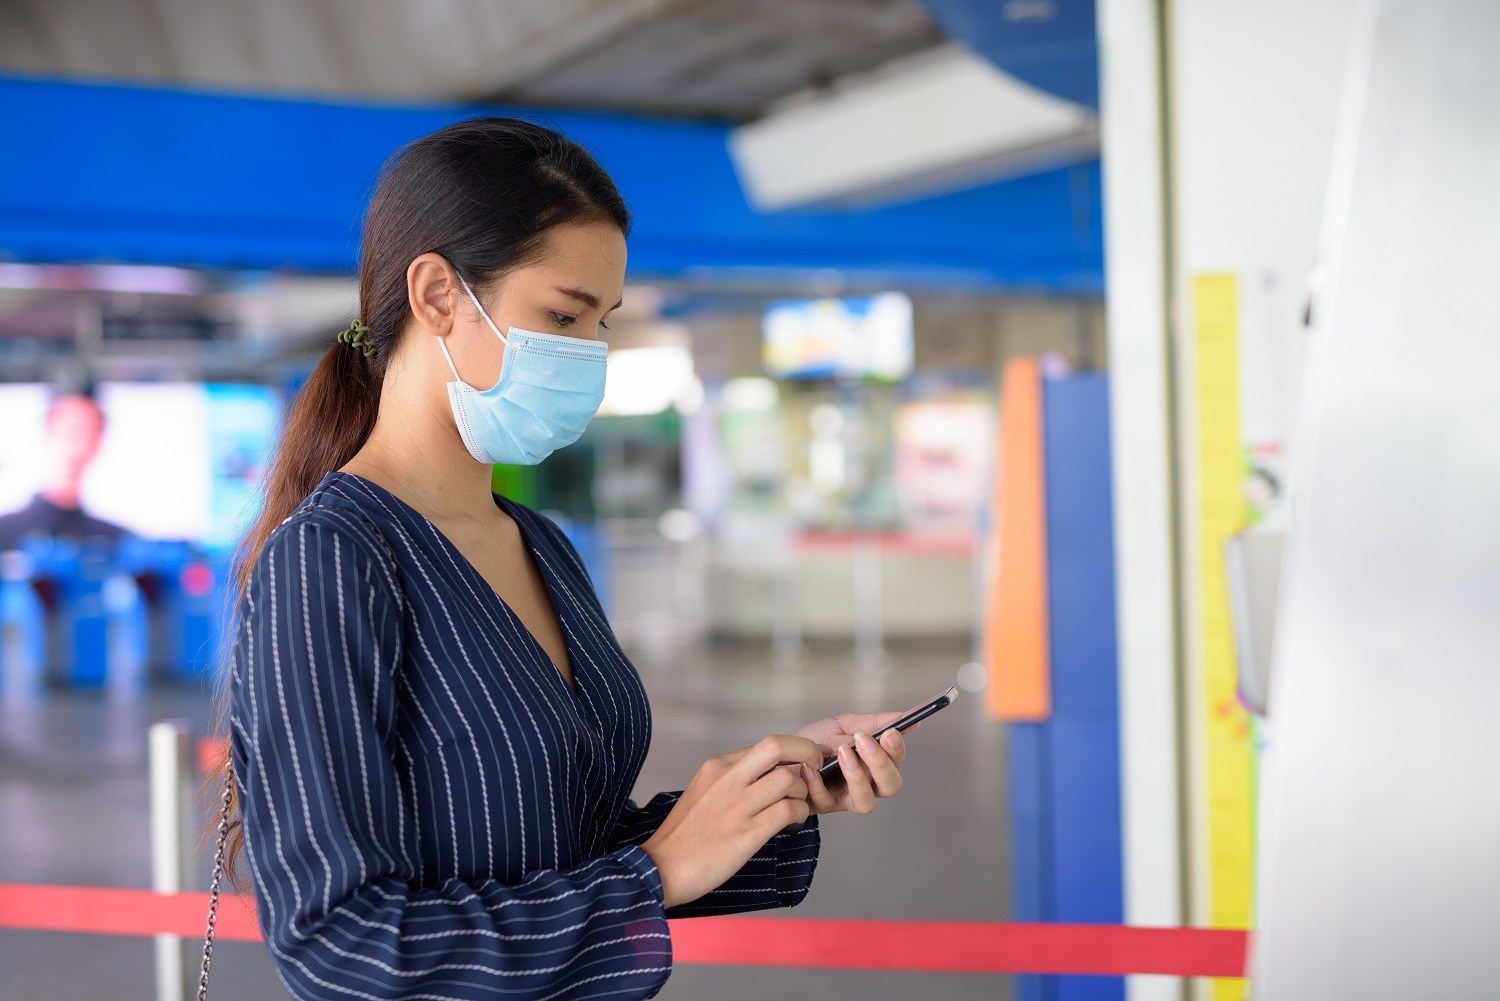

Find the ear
[[406, 253, 460, 337]]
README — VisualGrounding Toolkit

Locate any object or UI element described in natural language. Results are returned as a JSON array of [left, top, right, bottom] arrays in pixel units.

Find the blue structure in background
[[545, 514, 612, 620], [0, 552, 46, 689], [0, 75, 1101, 294], [0, 537, 229, 692], [13, 537, 121, 688], [1008, 372, 1124, 1001], [116, 537, 229, 683], [918, 0, 1100, 109]]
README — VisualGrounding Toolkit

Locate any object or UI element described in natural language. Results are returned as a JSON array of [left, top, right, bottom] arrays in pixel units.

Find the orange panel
[[984, 357, 1051, 721]]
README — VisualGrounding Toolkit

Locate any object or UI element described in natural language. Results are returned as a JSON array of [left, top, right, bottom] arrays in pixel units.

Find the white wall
[[1173, 0, 1361, 456]]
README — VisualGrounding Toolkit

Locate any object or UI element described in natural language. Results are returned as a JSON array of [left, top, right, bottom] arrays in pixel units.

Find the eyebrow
[[554, 286, 624, 312]]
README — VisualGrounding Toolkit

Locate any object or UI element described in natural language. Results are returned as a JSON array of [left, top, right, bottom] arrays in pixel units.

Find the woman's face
[[443, 220, 626, 390]]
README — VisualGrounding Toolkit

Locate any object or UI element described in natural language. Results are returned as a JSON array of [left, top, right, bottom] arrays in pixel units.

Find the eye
[[549, 310, 610, 333]]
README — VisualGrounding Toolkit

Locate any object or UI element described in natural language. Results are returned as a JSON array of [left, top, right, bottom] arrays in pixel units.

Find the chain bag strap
[[198, 766, 235, 1001]]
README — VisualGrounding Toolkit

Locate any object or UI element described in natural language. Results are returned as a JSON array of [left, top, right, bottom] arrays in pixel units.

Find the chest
[[436, 514, 576, 691]]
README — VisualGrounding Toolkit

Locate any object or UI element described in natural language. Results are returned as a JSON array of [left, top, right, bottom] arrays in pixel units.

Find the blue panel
[[1041, 372, 1123, 1001], [1006, 721, 1054, 1001], [0, 75, 1102, 293], [919, 0, 1099, 109]]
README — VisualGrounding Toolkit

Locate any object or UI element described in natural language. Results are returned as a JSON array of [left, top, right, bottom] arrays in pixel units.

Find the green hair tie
[[336, 319, 375, 358]]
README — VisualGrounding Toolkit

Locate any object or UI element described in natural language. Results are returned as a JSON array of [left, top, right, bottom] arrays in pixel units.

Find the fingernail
[[883, 729, 903, 750], [839, 742, 856, 764], [855, 730, 876, 754]]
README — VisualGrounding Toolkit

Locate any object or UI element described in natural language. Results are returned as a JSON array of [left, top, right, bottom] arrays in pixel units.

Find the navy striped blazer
[[228, 471, 820, 1000]]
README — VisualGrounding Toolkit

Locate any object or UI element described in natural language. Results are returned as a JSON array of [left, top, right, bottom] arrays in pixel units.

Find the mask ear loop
[[438, 275, 510, 383], [459, 276, 510, 345], [436, 333, 464, 382]]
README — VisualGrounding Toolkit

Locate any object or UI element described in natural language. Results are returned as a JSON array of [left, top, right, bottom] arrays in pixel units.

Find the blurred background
[[2, 1, 1496, 1000]]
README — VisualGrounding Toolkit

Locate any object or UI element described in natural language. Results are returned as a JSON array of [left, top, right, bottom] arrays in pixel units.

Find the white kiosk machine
[[1251, 0, 1500, 997]]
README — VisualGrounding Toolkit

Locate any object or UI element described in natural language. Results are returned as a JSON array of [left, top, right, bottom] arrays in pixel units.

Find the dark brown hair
[[199, 116, 630, 889]]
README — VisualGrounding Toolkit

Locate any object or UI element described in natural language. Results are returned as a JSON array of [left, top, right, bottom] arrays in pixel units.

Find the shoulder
[[250, 480, 404, 606]]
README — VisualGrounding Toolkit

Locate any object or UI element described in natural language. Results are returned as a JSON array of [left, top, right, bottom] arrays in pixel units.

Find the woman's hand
[[640, 734, 823, 909], [794, 711, 912, 817]]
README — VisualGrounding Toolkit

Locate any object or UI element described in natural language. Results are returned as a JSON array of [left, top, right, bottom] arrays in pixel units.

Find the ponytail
[[197, 340, 381, 889]]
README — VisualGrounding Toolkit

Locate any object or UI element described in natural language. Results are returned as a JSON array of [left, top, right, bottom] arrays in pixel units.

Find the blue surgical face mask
[[437, 276, 608, 466]]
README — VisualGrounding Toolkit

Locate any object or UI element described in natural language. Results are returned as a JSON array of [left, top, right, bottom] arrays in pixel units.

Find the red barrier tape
[[0, 883, 1247, 978]]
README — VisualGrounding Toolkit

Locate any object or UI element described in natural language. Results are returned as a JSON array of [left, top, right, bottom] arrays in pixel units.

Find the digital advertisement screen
[[0, 382, 282, 551], [761, 292, 914, 381]]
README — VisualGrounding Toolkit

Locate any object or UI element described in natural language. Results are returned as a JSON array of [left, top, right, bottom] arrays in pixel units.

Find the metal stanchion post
[[149, 719, 192, 1001]]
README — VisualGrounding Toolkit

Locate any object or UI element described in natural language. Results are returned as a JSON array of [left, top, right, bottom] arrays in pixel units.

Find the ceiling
[[0, 0, 1100, 382], [0, 0, 947, 379], [1, 0, 946, 120]]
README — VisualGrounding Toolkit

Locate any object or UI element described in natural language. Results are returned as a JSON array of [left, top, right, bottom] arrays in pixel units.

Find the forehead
[[519, 221, 626, 297]]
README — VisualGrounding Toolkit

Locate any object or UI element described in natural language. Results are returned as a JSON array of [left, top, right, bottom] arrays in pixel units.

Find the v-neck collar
[[326, 470, 583, 699]]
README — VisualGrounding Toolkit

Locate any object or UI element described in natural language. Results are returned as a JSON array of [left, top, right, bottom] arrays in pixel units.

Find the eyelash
[[550, 311, 609, 331]]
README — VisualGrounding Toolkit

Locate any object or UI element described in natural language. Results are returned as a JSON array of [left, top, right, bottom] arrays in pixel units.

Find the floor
[[0, 636, 1016, 1001]]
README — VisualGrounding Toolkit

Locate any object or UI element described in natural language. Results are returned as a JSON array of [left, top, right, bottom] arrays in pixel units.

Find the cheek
[[480, 339, 508, 386]]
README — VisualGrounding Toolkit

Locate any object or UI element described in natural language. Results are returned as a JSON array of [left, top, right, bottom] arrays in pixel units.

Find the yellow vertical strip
[[1193, 274, 1255, 1000]]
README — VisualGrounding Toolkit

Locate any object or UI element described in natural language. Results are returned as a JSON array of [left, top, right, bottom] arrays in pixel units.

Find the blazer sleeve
[[229, 512, 672, 1001], [607, 792, 821, 918]]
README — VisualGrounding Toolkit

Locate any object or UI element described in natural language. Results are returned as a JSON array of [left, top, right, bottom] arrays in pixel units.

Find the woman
[[203, 117, 910, 1001]]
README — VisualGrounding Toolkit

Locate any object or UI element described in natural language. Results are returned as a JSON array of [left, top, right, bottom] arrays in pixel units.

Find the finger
[[836, 740, 877, 814], [854, 729, 903, 798], [861, 712, 911, 750], [737, 734, 823, 780], [801, 762, 839, 813], [746, 762, 808, 814], [757, 794, 811, 841], [817, 749, 849, 793], [878, 726, 907, 767]]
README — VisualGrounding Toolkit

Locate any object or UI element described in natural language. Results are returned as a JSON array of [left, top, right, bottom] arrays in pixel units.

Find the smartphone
[[816, 685, 958, 789]]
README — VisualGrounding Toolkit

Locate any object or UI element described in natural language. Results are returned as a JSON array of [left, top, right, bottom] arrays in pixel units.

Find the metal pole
[[149, 719, 192, 1001]]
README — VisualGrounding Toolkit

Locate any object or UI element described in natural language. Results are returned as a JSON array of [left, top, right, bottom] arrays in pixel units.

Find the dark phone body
[[816, 685, 958, 789], [776, 685, 959, 836]]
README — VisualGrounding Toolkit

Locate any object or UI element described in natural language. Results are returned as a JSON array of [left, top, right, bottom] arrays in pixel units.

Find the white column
[[1096, 3, 1186, 1001]]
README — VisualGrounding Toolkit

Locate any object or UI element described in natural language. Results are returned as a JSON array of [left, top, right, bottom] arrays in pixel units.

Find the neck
[[343, 362, 500, 526], [40, 480, 82, 509]]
